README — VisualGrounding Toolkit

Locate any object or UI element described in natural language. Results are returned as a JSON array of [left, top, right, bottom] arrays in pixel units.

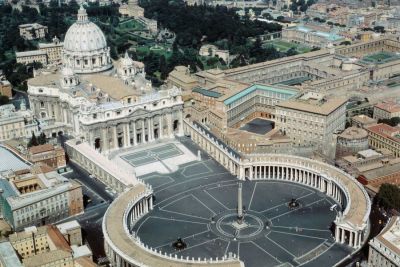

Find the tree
[[38, 132, 47, 145], [0, 95, 9, 106], [378, 117, 400, 127], [373, 26, 385, 33], [340, 40, 352, 46], [286, 47, 298, 56], [376, 183, 400, 210], [28, 132, 39, 148]]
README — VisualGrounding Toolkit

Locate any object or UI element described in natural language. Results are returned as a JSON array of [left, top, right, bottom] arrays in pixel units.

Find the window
[[40, 101, 44, 108]]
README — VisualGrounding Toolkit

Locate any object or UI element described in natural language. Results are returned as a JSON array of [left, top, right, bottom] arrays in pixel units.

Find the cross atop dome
[[77, 4, 89, 23]]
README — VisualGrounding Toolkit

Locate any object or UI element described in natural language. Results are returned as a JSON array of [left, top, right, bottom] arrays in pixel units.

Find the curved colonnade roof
[[245, 154, 370, 228], [103, 183, 242, 267]]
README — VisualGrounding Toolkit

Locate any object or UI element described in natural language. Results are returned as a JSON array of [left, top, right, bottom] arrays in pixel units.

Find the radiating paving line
[[155, 179, 234, 206], [259, 192, 315, 213], [270, 198, 325, 220], [265, 236, 296, 258], [157, 208, 210, 221], [154, 229, 211, 249], [248, 182, 258, 211], [273, 225, 331, 232], [191, 194, 217, 215], [250, 241, 283, 264], [203, 189, 230, 211], [271, 230, 328, 241], [148, 216, 209, 225]]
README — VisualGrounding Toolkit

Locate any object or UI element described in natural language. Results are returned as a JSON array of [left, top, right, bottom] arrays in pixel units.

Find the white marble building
[[27, 6, 184, 153]]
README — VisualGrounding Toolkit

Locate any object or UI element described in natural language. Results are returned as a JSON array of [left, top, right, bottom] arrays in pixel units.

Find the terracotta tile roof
[[374, 102, 400, 113], [29, 144, 54, 154], [367, 123, 400, 143]]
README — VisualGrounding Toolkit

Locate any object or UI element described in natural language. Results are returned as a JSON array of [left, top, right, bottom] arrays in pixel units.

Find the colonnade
[[87, 111, 184, 152], [335, 226, 363, 248], [127, 196, 153, 229], [244, 164, 345, 206]]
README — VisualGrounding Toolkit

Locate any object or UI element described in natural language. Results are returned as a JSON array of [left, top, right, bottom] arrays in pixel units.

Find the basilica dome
[[64, 19, 107, 52], [62, 5, 112, 74]]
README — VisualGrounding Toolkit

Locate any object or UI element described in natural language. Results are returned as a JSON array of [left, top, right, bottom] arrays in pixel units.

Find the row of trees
[[141, 0, 281, 50], [27, 132, 47, 148], [376, 184, 400, 211]]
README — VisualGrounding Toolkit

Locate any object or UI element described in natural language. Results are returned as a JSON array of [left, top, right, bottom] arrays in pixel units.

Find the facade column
[[178, 110, 184, 135], [112, 125, 118, 149], [127, 123, 131, 147], [89, 130, 95, 149], [168, 112, 173, 137], [142, 120, 146, 143], [133, 121, 137, 146], [148, 118, 153, 142], [102, 127, 108, 152], [159, 115, 163, 139]]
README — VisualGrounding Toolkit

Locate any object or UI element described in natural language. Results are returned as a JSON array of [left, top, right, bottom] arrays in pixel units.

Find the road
[[60, 161, 116, 261]]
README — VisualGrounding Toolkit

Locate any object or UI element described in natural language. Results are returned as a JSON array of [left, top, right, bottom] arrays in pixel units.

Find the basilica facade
[[27, 6, 184, 153]]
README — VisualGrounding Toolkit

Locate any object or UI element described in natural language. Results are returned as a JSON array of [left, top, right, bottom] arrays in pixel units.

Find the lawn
[[362, 52, 400, 64], [136, 44, 173, 59], [266, 39, 311, 53], [117, 18, 146, 32]]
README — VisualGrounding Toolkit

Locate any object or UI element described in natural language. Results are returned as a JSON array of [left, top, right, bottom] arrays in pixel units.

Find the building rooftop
[[358, 149, 382, 159], [374, 101, 400, 113], [276, 92, 347, 115], [82, 74, 142, 100], [373, 216, 400, 261], [15, 50, 47, 57], [361, 160, 400, 181], [192, 87, 223, 98], [71, 244, 92, 259], [65, 140, 137, 187], [224, 84, 298, 106], [28, 143, 55, 154], [0, 146, 30, 172], [23, 249, 72, 267], [56, 220, 81, 235], [0, 241, 23, 267], [367, 123, 400, 143], [338, 127, 368, 140], [352, 114, 377, 126], [19, 23, 46, 29]]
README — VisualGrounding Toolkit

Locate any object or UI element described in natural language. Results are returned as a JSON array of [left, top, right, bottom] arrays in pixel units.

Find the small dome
[[62, 66, 75, 77], [63, 6, 108, 53], [120, 51, 134, 67]]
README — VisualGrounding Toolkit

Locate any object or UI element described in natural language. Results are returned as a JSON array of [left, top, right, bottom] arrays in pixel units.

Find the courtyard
[[240, 118, 275, 135], [132, 139, 352, 267], [361, 51, 400, 64]]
